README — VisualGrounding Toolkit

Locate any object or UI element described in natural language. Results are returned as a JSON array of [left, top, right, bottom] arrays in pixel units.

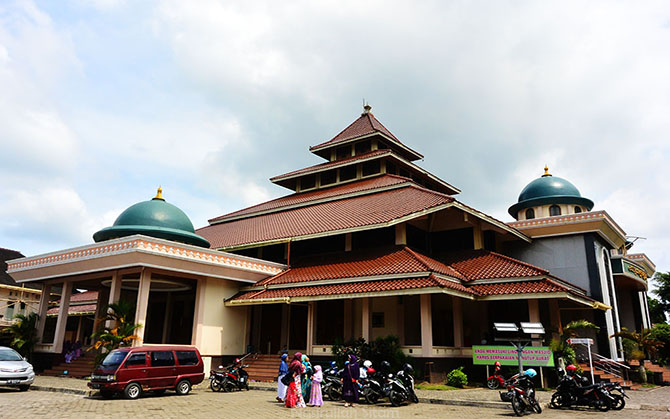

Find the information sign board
[[472, 346, 554, 367]]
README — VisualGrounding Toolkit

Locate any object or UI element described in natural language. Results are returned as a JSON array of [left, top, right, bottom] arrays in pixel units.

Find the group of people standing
[[277, 352, 323, 408], [276, 352, 361, 409]]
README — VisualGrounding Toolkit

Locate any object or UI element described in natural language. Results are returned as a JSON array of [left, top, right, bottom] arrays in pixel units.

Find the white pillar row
[[53, 281, 73, 353], [452, 296, 463, 348], [420, 294, 433, 357], [133, 269, 152, 346], [306, 302, 316, 354], [35, 283, 52, 343], [361, 297, 371, 342]]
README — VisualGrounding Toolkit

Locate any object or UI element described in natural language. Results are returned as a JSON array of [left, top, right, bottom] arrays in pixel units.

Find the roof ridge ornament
[[362, 99, 372, 116], [542, 165, 552, 177], [153, 186, 165, 201]]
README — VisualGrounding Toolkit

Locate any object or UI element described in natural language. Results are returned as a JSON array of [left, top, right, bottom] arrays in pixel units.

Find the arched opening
[[525, 208, 535, 220], [549, 205, 561, 216], [574, 206, 582, 213]]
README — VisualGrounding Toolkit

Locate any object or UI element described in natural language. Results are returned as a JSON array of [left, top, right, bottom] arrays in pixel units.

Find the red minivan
[[88, 346, 205, 399]]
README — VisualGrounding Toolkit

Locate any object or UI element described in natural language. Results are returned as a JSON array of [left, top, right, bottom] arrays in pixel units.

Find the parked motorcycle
[[500, 369, 542, 416], [549, 365, 613, 411], [602, 381, 628, 410], [387, 363, 418, 406], [217, 358, 250, 392], [322, 362, 342, 401], [209, 368, 226, 392], [487, 361, 506, 390]]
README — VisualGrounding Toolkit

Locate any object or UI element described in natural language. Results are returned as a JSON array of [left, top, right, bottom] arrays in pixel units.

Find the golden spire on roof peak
[[154, 186, 164, 200], [542, 165, 552, 177]]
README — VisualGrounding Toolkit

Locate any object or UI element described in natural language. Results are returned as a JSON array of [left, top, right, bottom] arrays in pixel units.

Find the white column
[[133, 269, 152, 346], [53, 281, 73, 353], [35, 283, 52, 343], [306, 302, 315, 354], [362, 298, 371, 342], [528, 299, 540, 346], [105, 271, 122, 329], [280, 304, 290, 350], [162, 292, 173, 344], [343, 299, 352, 340], [639, 292, 650, 329], [420, 294, 433, 357], [192, 278, 207, 347], [453, 297, 463, 348]]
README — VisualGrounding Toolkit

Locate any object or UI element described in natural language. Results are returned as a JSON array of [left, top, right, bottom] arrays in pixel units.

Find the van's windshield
[[101, 351, 127, 368]]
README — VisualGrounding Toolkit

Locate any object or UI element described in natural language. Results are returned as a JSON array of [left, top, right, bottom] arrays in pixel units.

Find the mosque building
[[6, 106, 654, 375]]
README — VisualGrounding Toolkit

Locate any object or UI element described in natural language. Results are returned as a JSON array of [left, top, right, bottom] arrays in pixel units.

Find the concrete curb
[[32, 385, 92, 397]]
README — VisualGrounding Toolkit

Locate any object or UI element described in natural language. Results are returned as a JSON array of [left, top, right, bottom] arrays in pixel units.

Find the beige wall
[[0, 286, 40, 325], [196, 277, 247, 356], [371, 296, 400, 340]]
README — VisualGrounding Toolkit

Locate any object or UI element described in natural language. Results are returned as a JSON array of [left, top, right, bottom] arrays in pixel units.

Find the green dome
[[508, 169, 594, 217], [93, 189, 210, 248]]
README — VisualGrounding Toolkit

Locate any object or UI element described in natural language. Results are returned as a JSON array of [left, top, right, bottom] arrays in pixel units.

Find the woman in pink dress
[[309, 365, 323, 407]]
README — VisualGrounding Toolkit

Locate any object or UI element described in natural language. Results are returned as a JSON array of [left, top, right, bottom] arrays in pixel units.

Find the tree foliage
[[652, 272, 670, 319], [649, 297, 667, 324], [88, 300, 141, 366], [2, 313, 39, 361], [331, 335, 409, 371], [550, 320, 600, 367]]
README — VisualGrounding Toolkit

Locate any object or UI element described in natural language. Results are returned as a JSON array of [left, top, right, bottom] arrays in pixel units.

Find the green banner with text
[[472, 346, 554, 367]]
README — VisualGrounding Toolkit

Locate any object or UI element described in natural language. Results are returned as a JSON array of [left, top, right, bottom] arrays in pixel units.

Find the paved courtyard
[[3, 380, 670, 419]]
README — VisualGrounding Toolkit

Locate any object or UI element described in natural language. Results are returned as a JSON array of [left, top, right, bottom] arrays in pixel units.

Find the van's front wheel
[[176, 379, 191, 396], [124, 383, 142, 400]]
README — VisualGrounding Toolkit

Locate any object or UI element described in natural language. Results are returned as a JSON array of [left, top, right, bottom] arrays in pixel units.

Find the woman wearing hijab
[[285, 352, 306, 408], [301, 355, 313, 401], [276, 353, 289, 402], [341, 353, 360, 407]]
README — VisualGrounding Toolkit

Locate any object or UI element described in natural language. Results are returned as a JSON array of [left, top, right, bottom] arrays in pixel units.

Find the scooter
[[322, 362, 342, 401], [209, 369, 226, 392], [219, 362, 250, 392]]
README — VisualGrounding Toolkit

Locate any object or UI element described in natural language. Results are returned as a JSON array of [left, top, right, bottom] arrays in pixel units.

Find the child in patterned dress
[[309, 365, 323, 407]]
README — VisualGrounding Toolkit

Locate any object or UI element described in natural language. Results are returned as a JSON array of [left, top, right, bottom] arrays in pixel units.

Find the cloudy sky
[[1, 0, 668, 278]]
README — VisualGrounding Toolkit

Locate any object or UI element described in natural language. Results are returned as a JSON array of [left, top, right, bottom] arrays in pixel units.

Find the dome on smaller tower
[[93, 187, 210, 248], [508, 166, 594, 218]]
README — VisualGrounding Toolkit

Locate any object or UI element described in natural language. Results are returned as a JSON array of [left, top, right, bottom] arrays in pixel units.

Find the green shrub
[[331, 335, 409, 371], [446, 366, 468, 388], [650, 323, 670, 366]]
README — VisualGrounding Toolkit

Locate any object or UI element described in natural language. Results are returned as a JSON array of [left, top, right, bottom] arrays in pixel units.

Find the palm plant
[[550, 320, 600, 368], [611, 328, 664, 383], [89, 300, 142, 366], [4, 313, 39, 362]]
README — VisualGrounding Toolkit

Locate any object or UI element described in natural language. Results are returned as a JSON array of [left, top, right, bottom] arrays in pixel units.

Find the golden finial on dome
[[153, 186, 164, 200], [542, 165, 552, 177]]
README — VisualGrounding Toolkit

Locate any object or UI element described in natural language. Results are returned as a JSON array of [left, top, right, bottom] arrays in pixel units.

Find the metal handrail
[[573, 342, 630, 382]]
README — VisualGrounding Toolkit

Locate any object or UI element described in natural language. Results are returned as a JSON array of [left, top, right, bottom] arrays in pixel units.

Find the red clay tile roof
[[234, 275, 464, 301], [310, 112, 422, 160], [197, 185, 453, 249], [47, 303, 97, 316], [255, 247, 465, 286], [469, 279, 569, 296], [210, 175, 410, 223], [54, 290, 99, 304], [229, 276, 583, 303], [443, 250, 548, 281], [271, 149, 391, 182]]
